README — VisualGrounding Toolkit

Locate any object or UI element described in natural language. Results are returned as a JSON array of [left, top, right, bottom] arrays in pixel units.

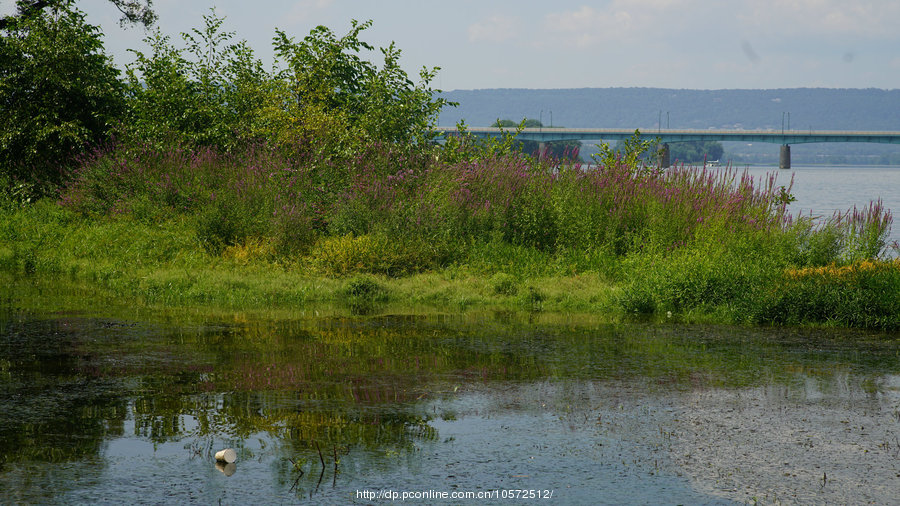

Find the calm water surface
[[2, 280, 900, 504]]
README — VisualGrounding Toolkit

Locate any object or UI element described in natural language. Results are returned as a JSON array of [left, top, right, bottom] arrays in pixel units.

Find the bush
[[342, 275, 387, 300], [617, 223, 784, 318], [310, 233, 451, 277], [519, 286, 546, 311], [122, 11, 275, 151], [491, 273, 519, 296], [195, 200, 253, 254], [753, 259, 900, 329]]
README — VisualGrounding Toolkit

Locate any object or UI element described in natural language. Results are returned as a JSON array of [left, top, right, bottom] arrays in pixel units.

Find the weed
[[491, 273, 519, 296]]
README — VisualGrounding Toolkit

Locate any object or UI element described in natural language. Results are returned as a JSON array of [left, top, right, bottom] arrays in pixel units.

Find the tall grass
[[61, 142, 800, 262], [6, 137, 892, 329]]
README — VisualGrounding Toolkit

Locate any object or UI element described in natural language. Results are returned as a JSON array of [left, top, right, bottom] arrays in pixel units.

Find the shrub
[[342, 275, 387, 300], [273, 208, 317, 257], [491, 273, 519, 296], [310, 233, 450, 277], [617, 223, 785, 318], [520, 286, 546, 311], [195, 199, 254, 254], [754, 259, 900, 329], [122, 10, 271, 150], [789, 201, 893, 266]]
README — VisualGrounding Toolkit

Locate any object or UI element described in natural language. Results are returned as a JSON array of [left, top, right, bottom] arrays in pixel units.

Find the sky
[[3, 0, 900, 91]]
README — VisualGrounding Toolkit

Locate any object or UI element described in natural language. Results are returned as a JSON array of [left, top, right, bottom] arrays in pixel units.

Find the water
[[2, 281, 900, 504]]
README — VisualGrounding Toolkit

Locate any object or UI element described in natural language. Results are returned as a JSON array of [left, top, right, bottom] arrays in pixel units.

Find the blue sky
[[4, 0, 900, 90]]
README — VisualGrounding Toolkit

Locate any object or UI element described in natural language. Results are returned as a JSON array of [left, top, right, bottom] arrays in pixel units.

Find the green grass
[[0, 200, 624, 315]]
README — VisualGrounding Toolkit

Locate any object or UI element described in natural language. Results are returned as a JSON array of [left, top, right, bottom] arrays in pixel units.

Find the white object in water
[[215, 448, 237, 464]]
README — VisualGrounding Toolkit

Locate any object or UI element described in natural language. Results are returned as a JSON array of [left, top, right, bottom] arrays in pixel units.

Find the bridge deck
[[433, 127, 900, 145]]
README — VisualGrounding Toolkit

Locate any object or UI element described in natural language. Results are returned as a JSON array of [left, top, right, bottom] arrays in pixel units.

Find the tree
[[271, 20, 451, 148], [122, 9, 270, 149], [0, 0, 156, 30], [0, 0, 125, 187], [611, 139, 723, 164], [492, 119, 581, 160], [669, 140, 724, 163]]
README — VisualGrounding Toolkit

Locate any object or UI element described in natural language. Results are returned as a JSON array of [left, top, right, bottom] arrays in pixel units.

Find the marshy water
[[2, 278, 900, 504]]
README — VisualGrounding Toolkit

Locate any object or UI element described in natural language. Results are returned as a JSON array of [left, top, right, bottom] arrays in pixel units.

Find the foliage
[[342, 275, 388, 301], [2, 9, 897, 330], [105, 0, 157, 28], [667, 140, 724, 163], [264, 19, 451, 157], [0, 174, 39, 210], [434, 121, 525, 165], [754, 258, 900, 329], [617, 230, 783, 317], [0, 0, 124, 188], [122, 10, 270, 150], [310, 234, 446, 276], [0, 0, 156, 30], [490, 273, 519, 296], [492, 119, 581, 160], [119, 13, 450, 160], [595, 130, 658, 170]]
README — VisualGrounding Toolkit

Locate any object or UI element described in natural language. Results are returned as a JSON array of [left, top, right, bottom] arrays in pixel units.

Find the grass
[[0, 200, 622, 315]]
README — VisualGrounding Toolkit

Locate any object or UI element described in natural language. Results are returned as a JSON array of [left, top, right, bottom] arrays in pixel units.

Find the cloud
[[468, 15, 521, 43], [543, 5, 632, 48], [540, 1, 698, 49], [285, 0, 334, 24], [737, 0, 900, 38]]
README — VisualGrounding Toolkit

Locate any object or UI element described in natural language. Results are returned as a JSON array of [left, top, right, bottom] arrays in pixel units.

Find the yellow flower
[[784, 258, 900, 281]]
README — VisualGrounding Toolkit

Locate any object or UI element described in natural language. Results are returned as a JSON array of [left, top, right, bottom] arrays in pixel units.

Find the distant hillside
[[436, 88, 900, 164], [437, 88, 900, 130]]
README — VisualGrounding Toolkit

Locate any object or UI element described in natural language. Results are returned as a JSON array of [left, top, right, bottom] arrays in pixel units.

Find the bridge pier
[[779, 144, 791, 169], [658, 143, 670, 168], [538, 142, 547, 159]]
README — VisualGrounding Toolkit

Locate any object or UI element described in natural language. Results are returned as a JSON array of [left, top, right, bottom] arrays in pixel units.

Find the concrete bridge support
[[658, 143, 670, 168], [780, 144, 791, 169]]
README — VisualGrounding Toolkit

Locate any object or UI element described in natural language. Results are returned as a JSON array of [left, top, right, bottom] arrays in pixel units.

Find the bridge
[[433, 126, 900, 169]]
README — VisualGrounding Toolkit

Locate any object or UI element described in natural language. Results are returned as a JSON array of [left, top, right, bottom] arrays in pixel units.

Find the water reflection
[[1, 298, 899, 503]]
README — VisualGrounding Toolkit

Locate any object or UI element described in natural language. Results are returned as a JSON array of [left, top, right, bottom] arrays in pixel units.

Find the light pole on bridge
[[658, 111, 670, 134], [782, 112, 791, 134]]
